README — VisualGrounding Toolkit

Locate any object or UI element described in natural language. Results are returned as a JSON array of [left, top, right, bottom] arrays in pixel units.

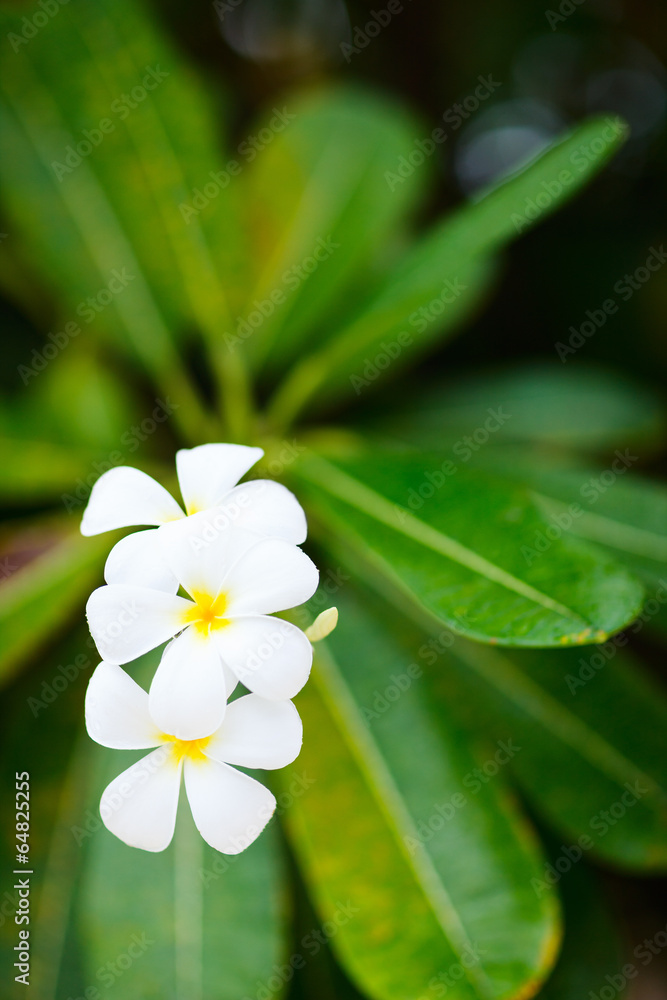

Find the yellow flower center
[[161, 733, 213, 764], [182, 591, 230, 635]]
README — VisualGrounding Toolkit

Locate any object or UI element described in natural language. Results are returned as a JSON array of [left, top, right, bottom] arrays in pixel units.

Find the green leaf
[[0, 626, 96, 1000], [31, 346, 143, 452], [0, 526, 107, 685], [422, 636, 667, 872], [369, 364, 665, 454], [1, 342, 143, 463], [464, 450, 667, 592], [295, 451, 644, 647], [240, 85, 432, 375], [280, 591, 560, 1000], [269, 255, 497, 427], [0, 0, 246, 439], [0, 438, 100, 502], [268, 116, 628, 426], [76, 652, 287, 1000]]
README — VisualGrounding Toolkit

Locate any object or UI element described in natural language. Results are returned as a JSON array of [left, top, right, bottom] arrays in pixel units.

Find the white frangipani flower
[[80, 443, 307, 593], [85, 661, 302, 854], [86, 515, 318, 739]]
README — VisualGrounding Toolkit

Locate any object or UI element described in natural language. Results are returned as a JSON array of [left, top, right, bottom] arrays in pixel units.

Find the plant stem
[[174, 806, 203, 1000], [265, 355, 326, 437], [210, 342, 255, 443]]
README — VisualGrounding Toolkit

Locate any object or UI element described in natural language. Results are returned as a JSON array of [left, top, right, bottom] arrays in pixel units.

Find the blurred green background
[[1, 1, 666, 998]]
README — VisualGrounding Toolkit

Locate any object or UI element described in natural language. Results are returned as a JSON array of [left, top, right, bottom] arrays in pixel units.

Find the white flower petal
[[148, 629, 227, 741], [213, 616, 312, 700], [223, 662, 239, 698], [104, 530, 179, 594], [205, 695, 302, 770], [223, 539, 319, 616], [100, 746, 181, 852], [86, 585, 191, 664], [217, 480, 307, 544], [159, 515, 262, 601], [184, 758, 275, 855], [85, 661, 162, 750], [176, 444, 263, 516], [81, 467, 184, 536]]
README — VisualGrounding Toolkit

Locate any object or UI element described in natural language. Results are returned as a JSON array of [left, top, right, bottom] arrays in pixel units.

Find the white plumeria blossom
[[80, 443, 307, 593], [85, 661, 302, 854], [86, 513, 318, 740]]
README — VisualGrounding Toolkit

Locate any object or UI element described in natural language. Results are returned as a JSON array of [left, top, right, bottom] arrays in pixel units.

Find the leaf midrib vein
[[302, 455, 586, 625], [313, 643, 496, 1000]]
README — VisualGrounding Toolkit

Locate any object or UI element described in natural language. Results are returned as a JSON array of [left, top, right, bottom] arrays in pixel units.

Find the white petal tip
[[305, 607, 338, 642]]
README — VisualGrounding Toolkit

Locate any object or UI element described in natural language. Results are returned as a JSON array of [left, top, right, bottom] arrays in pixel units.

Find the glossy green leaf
[[0, 526, 107, 685], [268, 116, 627, 425], [279, 592, 560, 1000], [421, 635, 667, 872], [466, 450, 667, 592], [370, 364, 665, 454], [241, 86, 431, 375], [0, 0, 246, 439], [295, 451, 644, 647]]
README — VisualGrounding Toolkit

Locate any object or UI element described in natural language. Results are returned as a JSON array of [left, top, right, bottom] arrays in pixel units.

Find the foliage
[[0, 1, 665, 998]]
